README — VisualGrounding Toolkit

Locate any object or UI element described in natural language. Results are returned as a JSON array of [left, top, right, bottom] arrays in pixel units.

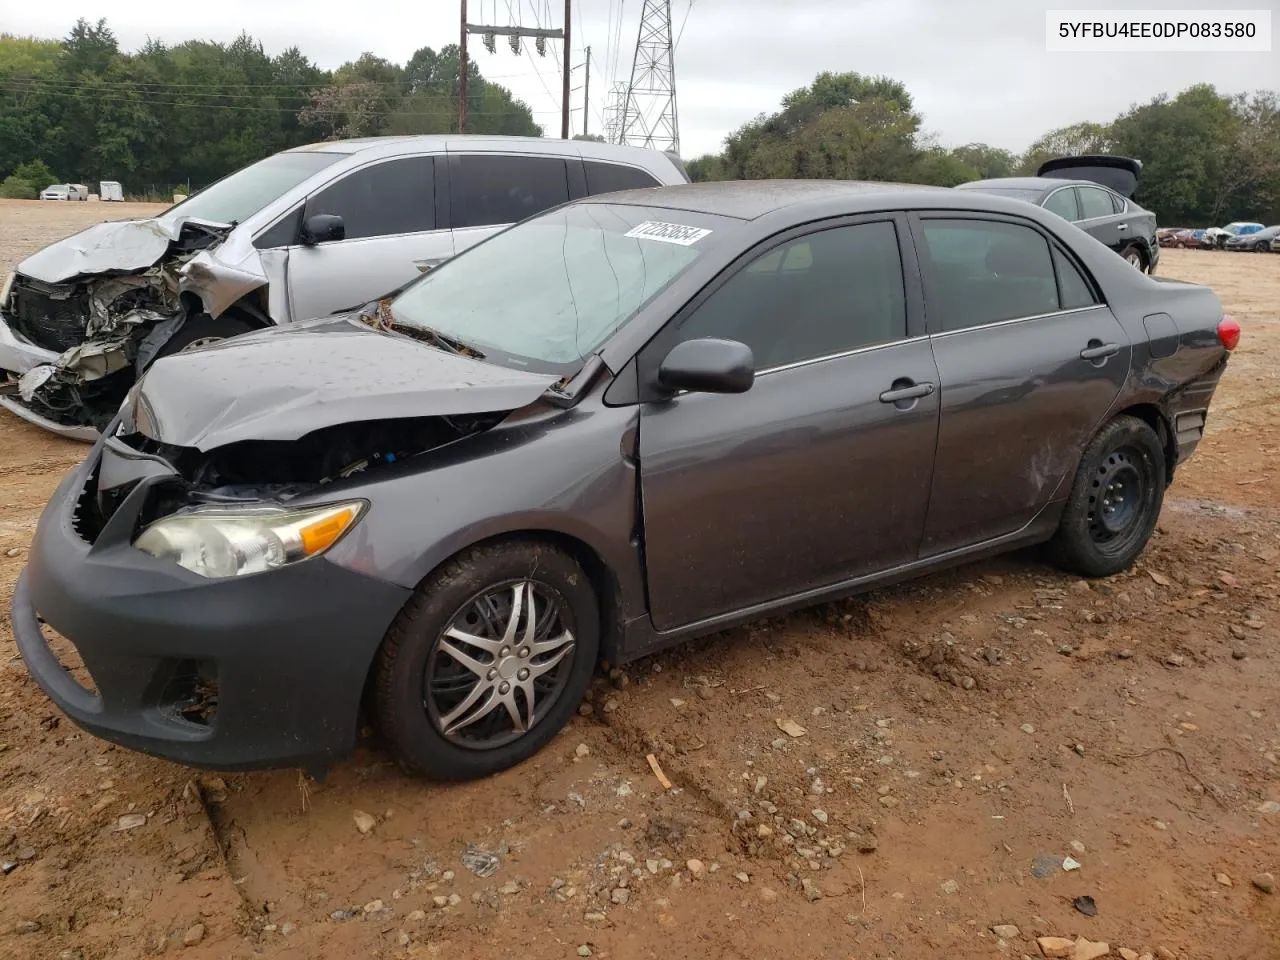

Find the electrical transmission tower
[[602, 81, 629, 144], [618, 0, 679, 153]]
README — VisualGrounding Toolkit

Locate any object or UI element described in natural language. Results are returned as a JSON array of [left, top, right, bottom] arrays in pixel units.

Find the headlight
[[0, 272, 14, 309], [134, 501, 366, 579]]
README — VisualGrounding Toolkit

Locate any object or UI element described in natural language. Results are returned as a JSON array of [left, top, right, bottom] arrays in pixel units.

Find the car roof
[[283, 134, 680, 168], [576, 179, 955, 220]]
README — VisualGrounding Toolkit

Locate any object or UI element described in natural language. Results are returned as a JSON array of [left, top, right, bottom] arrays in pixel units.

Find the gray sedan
[[14, 180, 1238, 781]]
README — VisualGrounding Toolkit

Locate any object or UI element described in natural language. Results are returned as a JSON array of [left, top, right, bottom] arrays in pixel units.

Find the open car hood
[[1036, 155, 1143, 198], [17, 216, 235, 284], [123, 315, 561, 451]]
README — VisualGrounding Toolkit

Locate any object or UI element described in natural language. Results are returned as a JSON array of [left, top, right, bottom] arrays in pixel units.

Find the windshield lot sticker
[[624, 221, 712, 246]]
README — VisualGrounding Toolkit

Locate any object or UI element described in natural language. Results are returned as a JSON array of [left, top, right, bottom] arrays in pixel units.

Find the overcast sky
[[7, 0, 1279, 158]]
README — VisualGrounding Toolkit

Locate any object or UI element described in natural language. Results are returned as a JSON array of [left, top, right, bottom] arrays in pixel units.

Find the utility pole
[[458, 0, 468, 133], [462, 3, 568, 137], [583, 45, 590, 137], [560, 0, 572, 139]]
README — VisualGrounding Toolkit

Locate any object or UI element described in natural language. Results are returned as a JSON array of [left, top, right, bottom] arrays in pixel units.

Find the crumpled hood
[[125, 315, 561, 451], [17, 215, 233, 284]]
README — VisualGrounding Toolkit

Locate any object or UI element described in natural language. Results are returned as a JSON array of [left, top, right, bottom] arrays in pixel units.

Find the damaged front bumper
[[0, 318, 102, 442], [12, 432, 413, 771]]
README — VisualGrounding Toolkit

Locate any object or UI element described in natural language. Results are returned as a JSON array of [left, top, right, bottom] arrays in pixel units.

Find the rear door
[[449, 153, 572, 256], [286, 155, 452, 321], [911, 213, 1131, 556], [637, 215, 941, 630], [1075, 184, 1129, 255]]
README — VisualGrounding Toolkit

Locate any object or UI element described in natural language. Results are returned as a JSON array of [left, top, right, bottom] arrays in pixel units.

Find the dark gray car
[[14, 180, 1239, 781]]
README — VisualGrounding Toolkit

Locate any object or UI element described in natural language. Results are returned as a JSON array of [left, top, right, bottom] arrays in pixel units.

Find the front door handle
[[1117, 223, 1128, 231], [1080, 341, 1120, 360], [879, 380, 935, 404], [414, 257, 449, 274]]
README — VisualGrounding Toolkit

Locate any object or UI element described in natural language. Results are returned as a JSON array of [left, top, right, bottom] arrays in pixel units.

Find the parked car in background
[[0, 135, 690, 441], [1201, 221, 1264, 248], [1224, 224, 1279, 251], [955, 156, 1159, 273], [1157, 227, 1186, 246], [1168, 228, 1207, 248], [13, 180, 1238, 780], [39, 184, 72, 201], [1272, 234, 1280, 252], [99, 181, 124, 202]]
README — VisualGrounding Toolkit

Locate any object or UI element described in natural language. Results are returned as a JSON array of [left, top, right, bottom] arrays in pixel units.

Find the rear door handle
[[879, 381, 935, 403], [1080, 341, 1120, 360], [414, 257, 449, 274], [1117, 223, 1128, 231]]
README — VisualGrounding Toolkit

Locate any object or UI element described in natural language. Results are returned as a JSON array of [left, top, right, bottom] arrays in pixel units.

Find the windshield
[[389, 203, 730, 373], [160, 150, 345, 226]]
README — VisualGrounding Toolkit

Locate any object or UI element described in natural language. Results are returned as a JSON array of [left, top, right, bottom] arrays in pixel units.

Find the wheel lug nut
[[487, 668, 497, 680], [499, 682, 510, 694], [500, 647, 510, 657], [518, 668, 530, 681], [519, 647, 530, 658]]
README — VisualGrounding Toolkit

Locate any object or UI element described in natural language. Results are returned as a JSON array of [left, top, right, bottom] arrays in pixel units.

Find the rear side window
[[1077, 186, 1115, 220], [305, 157, 435, 240], [583, 160, 661, 196], [456, 154, 570, 228], [919, 219, 1061, 332], [1053, 246, 1100, 309], [1043, 187, 1079, 221]]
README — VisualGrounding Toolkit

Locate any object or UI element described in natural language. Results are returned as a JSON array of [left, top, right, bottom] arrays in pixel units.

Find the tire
[[1047, 415, 1167, 578], [153, 313, 255, 363], [1120, 244, 1145, 271], [374, 540, 599, 780]]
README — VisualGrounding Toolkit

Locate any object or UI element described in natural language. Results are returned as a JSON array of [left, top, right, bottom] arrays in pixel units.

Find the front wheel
[[151, 313, 255, 366], [1047, 415, 1166, 578], [373, 540, 599, 780]]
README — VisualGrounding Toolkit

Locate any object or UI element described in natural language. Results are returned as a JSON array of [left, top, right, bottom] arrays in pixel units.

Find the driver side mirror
[[657, 338, 755, 395], [300, 213, 345, 246]]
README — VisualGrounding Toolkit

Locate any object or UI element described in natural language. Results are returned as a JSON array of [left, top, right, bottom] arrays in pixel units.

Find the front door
[[637, 217, 941, 631], [287, 155, 454, 321], [911, 214, 1131, 556]]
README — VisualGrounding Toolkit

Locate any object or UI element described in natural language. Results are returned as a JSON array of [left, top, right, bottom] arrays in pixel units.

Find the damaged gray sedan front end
[[0, 218, 246, 439], [0, 145, 348, 440]]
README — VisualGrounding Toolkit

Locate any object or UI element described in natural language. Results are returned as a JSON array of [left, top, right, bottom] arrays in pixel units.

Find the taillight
[[1217, 314, 1241, 351]]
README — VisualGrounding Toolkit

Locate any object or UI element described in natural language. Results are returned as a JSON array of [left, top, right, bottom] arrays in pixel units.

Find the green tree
[[948, 143, 1017, 180]]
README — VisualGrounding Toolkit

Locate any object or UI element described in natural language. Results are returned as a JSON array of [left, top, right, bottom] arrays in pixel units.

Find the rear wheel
[[374, 540, 599, 780], [1120, 244, 1146, 271], [1048, 415, 1166, 578]]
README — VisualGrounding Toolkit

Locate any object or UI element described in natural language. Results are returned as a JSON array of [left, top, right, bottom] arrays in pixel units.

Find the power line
[[675, 0, 696, 49]]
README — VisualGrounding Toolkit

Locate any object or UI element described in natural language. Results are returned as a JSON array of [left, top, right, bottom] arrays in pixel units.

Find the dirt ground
[[0, 199, 1277, 960]]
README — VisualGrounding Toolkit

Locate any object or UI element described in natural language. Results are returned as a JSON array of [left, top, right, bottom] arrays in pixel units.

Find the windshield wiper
[[389, 319, 486, 361]]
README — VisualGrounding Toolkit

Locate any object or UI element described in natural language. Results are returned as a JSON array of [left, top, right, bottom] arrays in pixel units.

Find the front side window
[[677, 221, 907, 370], [161, 150, 345, 227], [389, 203, 729, 372], [456, 155, 570, 228], [1077, 186, 1115, 220], [919, 219, 1061, 332], [305, 156, 435, 240]]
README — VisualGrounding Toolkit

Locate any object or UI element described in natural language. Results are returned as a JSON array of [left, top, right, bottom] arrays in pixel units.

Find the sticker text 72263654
[[623, 221, 713, 246]]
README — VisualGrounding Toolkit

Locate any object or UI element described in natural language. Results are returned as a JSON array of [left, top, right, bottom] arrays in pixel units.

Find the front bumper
[[0, 315, 100, 442], [13, 447, 412, 771]]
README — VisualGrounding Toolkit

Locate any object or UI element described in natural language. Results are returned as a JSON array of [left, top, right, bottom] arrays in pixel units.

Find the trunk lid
[[1036, 155, 1143, 198]]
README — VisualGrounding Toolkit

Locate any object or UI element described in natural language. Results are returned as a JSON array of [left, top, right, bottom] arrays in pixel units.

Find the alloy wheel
[[424, 580, 576, 750], [1125, 251, 1143, 269], [179, 336, 225, 353]]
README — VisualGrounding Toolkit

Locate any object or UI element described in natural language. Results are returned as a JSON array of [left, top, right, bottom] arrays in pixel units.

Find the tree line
[[686, 72, 1280, 227], [2, 21, 1277, 226], [0, 18, 539, 199]]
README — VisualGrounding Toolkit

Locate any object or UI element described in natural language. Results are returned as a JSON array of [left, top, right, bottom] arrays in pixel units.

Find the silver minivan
[[0, 136, 689, 440]]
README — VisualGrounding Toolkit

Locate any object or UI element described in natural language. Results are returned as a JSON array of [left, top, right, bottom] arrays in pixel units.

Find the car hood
[[1036, 155, 1142, 198], [17, 215, 233, 284], [124, 315, 562, 451]]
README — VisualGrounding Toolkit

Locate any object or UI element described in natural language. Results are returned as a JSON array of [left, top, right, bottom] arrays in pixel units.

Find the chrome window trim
[[755, 333, 926, 377], [930, 305, 1100, 340]]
